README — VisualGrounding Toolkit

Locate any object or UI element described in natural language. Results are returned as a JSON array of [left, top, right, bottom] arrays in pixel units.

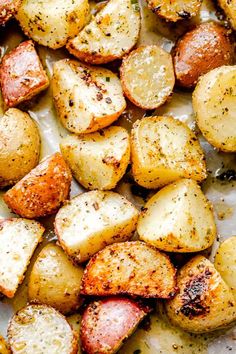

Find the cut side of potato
[[16, 0, 89, 49], [137, 179, 216, 253], [120, 45, 175, 110], [28, 243, 84, 314], [81, 297, 148, 354], [193, 65, 236, 152], [166, 255, 236, 333], [8, 304, 78, 354], [218, 0, 236, 30], [0, 335, 10, 354], [67, 0, 141, 64], [60, 126, 130, 190], [81, 241, 176, 298], [131, 116, 207, 189], [0, 0, 21, 26], [53, 59, 126, 134], [0, 218, 44, 298], [55, 190, 139, 263]]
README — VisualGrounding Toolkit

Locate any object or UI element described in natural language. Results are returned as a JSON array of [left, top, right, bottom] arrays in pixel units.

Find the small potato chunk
[[131, 116, 207, 189], [16, 0, 89, 49], [4, 152, 72, 219], [215, 236, 236, 301], [146, 0, 202, 22], [0, 335, 10, 354], [173, 22, 234, 88], [193, 65, 236, 152], [0, 40, 49, 107], [60, 126, 130, 190], [137, 179, 216, 253], [0, 218, 44, 298], [81, 241, 176, 298], [0, 108, 40, 188], [67, 0, 141, 64], [81, 298, 147, 354], [218, 0, 236, 30], [166, 256, 236, 333], [8, 304, 78, 354], [55, 191, 139, 263], [0, 0, 21, 26], [120, 45, 175, 110], [28, 244, 84, 314], [53, 59, 126, 134]]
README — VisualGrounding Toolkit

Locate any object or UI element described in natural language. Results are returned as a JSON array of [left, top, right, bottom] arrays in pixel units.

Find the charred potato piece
[[0, 335, 10, 354], [0, 0, 21, 26], [218, 0, 236, 30], [4, 152, 72, 219]]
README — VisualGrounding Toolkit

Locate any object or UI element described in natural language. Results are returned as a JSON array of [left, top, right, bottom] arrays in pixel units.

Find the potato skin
[[173, 22, 234, 88], [4, 152, 72, 219], [0, 0, 21, 25]]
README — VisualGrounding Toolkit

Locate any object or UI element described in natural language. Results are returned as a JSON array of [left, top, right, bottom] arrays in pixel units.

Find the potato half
[[218, 0, 236, 30], [137, 179, 216, 252], [131, 116, 207, 189], [193, 65, 236, 152], [53, 59, 126, 134]]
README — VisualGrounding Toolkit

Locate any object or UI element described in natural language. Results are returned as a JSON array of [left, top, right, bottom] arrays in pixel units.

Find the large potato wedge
[[16, 0, 89, 49], [55, 191, 139, 263], [0, 0, 21, 26], [173, 22, 234, 88], [4, 152, 72, 219], [131, 116, 207, 189], [120, 45, 175, 110], [0, 336, 10, 354], [81, 297, 147, 354], [67, 0, 141, 64], [166, 256, 236, 333], [80, 241, 176, 298], [28, 244, 84, 314], [137, 179, 216, 253], [0, 218, 44, 298], [60, 126, 130, 190], [193, 65, 236, 152], [8, 304, 78, 354], [218, 0, 236, 30], [53, 59, 126, 134], [0, 108, 40, 188]]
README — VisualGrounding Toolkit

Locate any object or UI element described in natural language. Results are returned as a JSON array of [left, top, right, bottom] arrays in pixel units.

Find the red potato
[[81, 297, 148, 354], [0, 0, 21, 25], [0, 40, 49, 107], [4, 152, 72, 219]]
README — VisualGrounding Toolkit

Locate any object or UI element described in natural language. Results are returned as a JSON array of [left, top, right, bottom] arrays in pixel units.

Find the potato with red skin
[[173, 22, 234, 88], [0, 0, 21, 26], [4, 152, 72, 219]]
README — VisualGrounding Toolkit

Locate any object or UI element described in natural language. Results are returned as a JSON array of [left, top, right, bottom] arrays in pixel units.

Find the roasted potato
[[0, 218, 44, 298], [173, 22, 234, 88], [0, 336, 10, 354], [166, 256, 236, 333], [137, 179, 216, 252], [60, 126, 130, 190], [67, 0, 141, 64], [193, 65, 236, 152], [28, 243, 84, 314], [81, 297, 147, 354], [218, 0, 236, 30], [16, 0, 89, 49], [131, 116, 207, 189], [120, 45, 175, 110], [0, 0, 21, 26], [81, 241, 176, 298], [4, 152, 72, 219], [215, 236, 236, 301], [0, 108, 40, 188], [8, 304, 78, 354], [53, 59, 126, 135], [0, 40, 49, 107], [55, 190, 139, 263]]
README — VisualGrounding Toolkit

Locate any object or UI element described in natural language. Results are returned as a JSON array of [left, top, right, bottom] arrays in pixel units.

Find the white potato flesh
[[120, 45, 175, 110], [218, 0, 236, 30], [16, 0, 89, 49], [67, 0, 141, 64], [193, 65, 236, 152], [137, 179, 216, 252], [53, 59, 126, 134], [55, 190, 139, 263], [131, 116, 207, 189], [60, 126, 130, 190]]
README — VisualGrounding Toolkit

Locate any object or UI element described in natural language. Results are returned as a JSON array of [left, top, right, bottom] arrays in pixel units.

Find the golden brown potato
[[28, 244, 84, 314], [0, 335, 10, 354], [166, 256, 236, 333], [0, 0, 21, 25], [4, 152, 72, 219], [218, 0, 236, 30], [0, 108, 40, 188], [173, 22, 234, 88]]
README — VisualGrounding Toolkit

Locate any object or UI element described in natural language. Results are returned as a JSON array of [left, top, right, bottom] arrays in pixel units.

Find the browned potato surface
[[0, 0, 21, 26], [0, 335, 10, 354], [218, 0, 236, 30]]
